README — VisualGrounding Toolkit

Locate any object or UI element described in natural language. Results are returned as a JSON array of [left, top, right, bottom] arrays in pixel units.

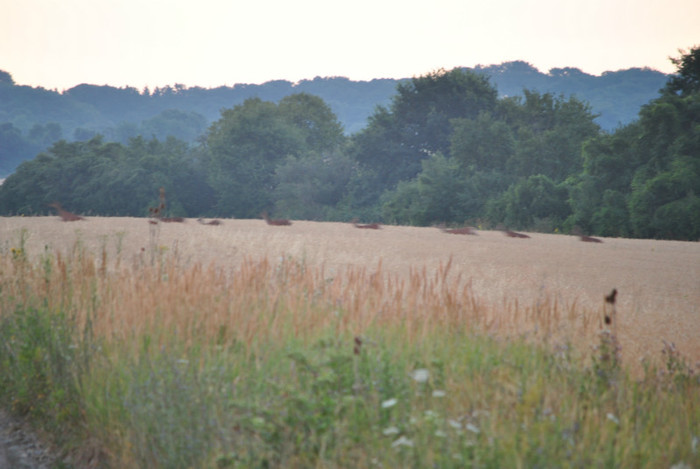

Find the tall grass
[[0, 231, 697, 468]]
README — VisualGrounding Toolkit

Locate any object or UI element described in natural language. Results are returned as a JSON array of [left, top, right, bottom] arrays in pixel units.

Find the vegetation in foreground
[[0, 231, 698, 468]]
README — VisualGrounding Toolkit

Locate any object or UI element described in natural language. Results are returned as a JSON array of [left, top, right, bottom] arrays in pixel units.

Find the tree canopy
[[1, 48, 698, 240]]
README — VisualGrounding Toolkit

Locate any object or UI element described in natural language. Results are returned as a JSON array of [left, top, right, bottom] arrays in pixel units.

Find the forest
[[0, 47, 698, 240], [0, 62, 667, 177]]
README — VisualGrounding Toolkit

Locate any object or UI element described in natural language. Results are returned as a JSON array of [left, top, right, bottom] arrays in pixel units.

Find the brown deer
[[503, 229, 530, 239], [47, 202, 85, 221], [261, 212, 292, 226], [146, 187, 185, 224], [438, 224, 477, 235], [572, 226, 603, 243], [351, 218, 381, 229], [197, 218, 222, 226]]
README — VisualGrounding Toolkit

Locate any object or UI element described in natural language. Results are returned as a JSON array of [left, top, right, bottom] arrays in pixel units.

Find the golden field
[[2, 215, 699, 371]]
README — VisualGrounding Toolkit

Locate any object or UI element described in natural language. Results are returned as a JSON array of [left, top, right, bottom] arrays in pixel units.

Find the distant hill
[[0, 63, 668, 177]]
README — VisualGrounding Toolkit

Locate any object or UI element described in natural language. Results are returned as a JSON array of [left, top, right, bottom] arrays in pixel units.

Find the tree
[[491, 174, 570, 229], [272, 151, 354, 220], [351, 68, 499, 190], [381, 153, 471, 225], [502, 90, 600, 182], [665, 45, 700, 96], [450, 113, 515, 172], [204, 98, 306, 218], [277, 93, 346, 152]]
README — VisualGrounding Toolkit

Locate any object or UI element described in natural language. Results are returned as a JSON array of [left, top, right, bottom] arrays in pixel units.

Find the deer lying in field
[[438, 224, 477, 235], [261, 212, 292, 226], [572, 226, 603, 243], [47, 202, 85, 221], [197, 218, 222, 226], [580, 234, 603, 243], [503, 229, 530, 239], [351, 218, 381, 229]]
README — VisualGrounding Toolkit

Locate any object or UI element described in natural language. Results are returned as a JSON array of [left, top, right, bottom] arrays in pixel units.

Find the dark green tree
[[502, 90, 601, 182], [351, 68, 499, 190], [272, 151, 355, 220], [381, 153, 471, 225], [665, 45, 700, 96], [450, 113, 515, 172], [277, 93, 346, 152], [204, 98, 306, 218], [489, 174, 570, 229]]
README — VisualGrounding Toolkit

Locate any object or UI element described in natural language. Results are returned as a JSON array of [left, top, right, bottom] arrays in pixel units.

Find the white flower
[[391, 436, 414, 448], [411, 368, 430, 383], [382, 426, 400, 435], [465, 423, 480, 434], [448, 419, 462, 430], [381, 398, 398, 409], [432, 390, 446, 397]]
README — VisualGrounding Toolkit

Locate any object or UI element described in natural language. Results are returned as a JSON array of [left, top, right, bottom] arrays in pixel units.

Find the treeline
[[0, 63, 668, 177], [1, 48, 698, 240]]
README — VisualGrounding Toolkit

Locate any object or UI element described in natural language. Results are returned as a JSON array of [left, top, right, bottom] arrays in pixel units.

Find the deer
[[146, 187, 185, 224], [437, 224, 477, 235], [503, 229, 530, 239], [261, 212, 292, 226], [572, 226, 603, 243], [351, 218, 381, 229], [580, 234, 603, 243], [47, 202, 85, 221], [197, 218, 222, 226]]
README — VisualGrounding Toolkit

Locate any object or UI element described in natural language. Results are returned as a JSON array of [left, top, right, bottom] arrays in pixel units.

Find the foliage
[[381, 153, 472, 225], [272, 151, 355, 220], [351, 69, 498, 189], [489, 175, 570, 229], [1, 49, 699, 239], [0, 136, 210, 217]]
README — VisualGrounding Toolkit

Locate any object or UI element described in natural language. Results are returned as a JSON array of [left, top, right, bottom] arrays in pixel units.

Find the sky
[[2, 0, 699, 91]]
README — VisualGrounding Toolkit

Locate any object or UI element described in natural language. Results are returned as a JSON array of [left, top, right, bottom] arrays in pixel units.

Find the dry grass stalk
[[0, 244, 599, 362]]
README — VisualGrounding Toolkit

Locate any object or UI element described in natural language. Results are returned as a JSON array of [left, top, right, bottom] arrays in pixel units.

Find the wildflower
[[391, 436, 414, 448], [382, 426, 400, 436], [411, 368, 430, 383], [448, 419, 462, 430], [465, 423, 480, 434], [381, 398, 398, 409]]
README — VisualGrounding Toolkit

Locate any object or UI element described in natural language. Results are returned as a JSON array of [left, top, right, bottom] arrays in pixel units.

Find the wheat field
[[2, 215, 699, 370]]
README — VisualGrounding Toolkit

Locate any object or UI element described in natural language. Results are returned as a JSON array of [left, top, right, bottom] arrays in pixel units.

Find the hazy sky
[[2, 0, 699, 91]]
